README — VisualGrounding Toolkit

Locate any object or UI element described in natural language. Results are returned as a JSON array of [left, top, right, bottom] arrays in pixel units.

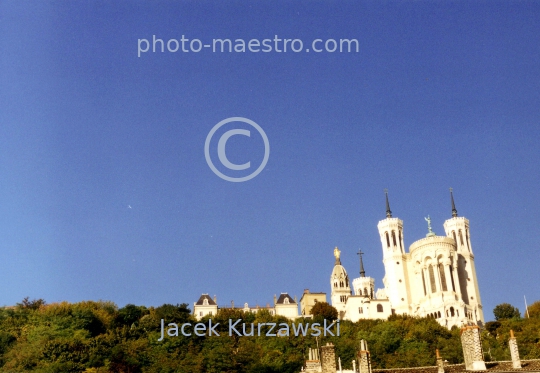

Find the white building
[[193, 294, 218, 320], [330, 190, 484, 328], [193, 292, 298, 321], [330, 247, 392, 322], [195, 190, 484, 328]]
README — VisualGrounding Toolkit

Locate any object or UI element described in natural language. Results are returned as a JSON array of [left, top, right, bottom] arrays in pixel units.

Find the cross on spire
[[357, 249, 366, 277], [384, 188, 392, 218]]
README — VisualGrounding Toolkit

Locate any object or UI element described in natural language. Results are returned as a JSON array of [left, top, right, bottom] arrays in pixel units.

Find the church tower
[[377, 190, 411, 314], [330, 247, 352, 319], [443, 189, 484, 324]]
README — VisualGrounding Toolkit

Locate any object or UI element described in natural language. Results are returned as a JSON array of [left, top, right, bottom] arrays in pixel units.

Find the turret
[[352, 250, 375, 298], [330, 247, 352, 318], [377, 190, 411, 313], [442, 188, 484, 324]]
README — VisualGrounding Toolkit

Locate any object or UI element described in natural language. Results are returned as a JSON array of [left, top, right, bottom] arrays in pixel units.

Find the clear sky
[[1, 1, 539, 321]]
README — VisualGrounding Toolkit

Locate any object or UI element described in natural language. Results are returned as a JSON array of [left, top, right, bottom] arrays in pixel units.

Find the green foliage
[[493, 303, 521, 320], [2, 298, 540, 372], [527, 300, 540, 318], [310, 302, 338, 321], [116, 304, 149, 327]]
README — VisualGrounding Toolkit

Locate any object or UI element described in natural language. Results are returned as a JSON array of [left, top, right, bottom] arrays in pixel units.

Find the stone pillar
[[451, 258, 462, 296], [436, 349, 444, 373], [305, 348, 321, 372], [352, 360, 356, 373], [460, 326, 486, 371], [358, 339, 372, 373], [423, 267, 431, 295], [443, 263, 453, 292], [509, 330, 521, 369], [321, 343, 337, 373]]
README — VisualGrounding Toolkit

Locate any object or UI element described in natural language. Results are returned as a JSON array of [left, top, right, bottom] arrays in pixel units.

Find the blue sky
[[1, 1, 539, 321]]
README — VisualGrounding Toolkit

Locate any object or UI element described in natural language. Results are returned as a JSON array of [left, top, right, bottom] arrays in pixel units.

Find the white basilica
[[331, 190, 484, 328], [194, 190, 484, 329]]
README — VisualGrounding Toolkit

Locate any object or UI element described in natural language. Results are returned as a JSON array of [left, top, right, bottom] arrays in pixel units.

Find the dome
[[331, 264, 350, 289]]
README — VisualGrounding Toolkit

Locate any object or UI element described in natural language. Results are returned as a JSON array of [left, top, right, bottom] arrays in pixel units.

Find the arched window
[[392, 230, 397, 246], [438, 263, 447, 291], [203, 299, 209, 306], [364, 288, 368, 296], [459, 230, 464, 246], [284, 298, 289, 304], [452, 231, 457, 244], [359, 307, 363, 314], [466, 230, 471, 251], [428, 265, 437, 293], [399, 230, 403, 251], [377, 304, 383, 312], [438, 311, 441, 318], [450, 307, 455, 317], [334, 282, 337, 288], [385, 232, 390, 248]]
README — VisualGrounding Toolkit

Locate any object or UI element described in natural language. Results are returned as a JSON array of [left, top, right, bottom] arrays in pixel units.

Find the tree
[[484, 321, 502, 336], [493, 303, 521, 320], [117, 304, 148, 326], [526, 300, 540, 318], [16, 297, 46, 310], [310, 302, 338, 321]]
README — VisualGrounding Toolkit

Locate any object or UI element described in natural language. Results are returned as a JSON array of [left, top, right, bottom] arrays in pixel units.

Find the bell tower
[[377, 190, 411, 314], [330, 247, 352, 319], [443, 188, 484, 324]]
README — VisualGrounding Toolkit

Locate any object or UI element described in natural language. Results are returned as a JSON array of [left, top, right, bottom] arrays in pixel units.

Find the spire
[[357, 249, 365, 277], [384, 188, 392, 218], [450, 187, 458, 217]]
